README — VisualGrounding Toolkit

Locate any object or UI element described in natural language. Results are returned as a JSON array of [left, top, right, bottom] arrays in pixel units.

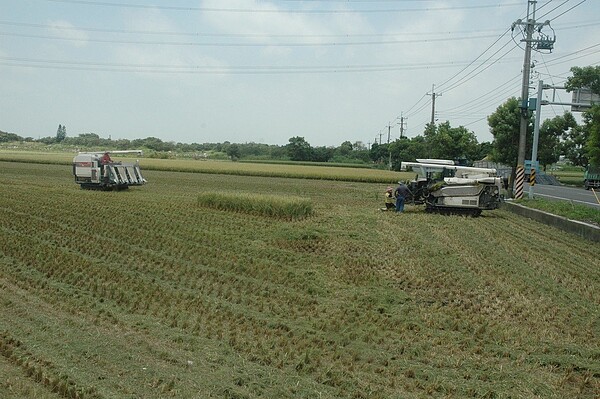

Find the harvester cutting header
[[400, 159, 503, 217], [72, 150, 146, 190]]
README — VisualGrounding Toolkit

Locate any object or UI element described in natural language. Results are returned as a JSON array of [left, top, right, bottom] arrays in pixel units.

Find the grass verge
[[517, 197, 600, 226]]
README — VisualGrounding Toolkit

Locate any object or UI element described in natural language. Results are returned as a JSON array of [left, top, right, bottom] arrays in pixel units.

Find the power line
[[406, 98, 432, 119], [0, 20, 512, 38], [440, 74, 522, 113], [433, 0, 557, 93], [40, 0, 524, 14], [0, 31, 505, 47], [2, 18, 596, 39], [539, 0, 588, 21], [404, 95, 429, 118], [537, 0, 572, 20], [435, 28, 512, 91], [0, 55, 523, 74], [440, 42, 520, 93]]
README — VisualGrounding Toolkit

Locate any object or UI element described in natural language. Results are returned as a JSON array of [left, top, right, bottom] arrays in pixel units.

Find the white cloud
[[113, 8, 226, 82], [198, 0, 371, 57], [47, 20, 89, 47]]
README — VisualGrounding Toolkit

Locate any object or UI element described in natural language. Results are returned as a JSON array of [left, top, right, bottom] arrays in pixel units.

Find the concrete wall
[[501, 201, 600, 243]]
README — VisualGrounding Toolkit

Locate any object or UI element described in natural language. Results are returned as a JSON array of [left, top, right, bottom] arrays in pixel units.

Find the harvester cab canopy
[[401, 159, 498, 184]]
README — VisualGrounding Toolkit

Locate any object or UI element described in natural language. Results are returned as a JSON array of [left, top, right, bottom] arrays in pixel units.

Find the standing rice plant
[[197, 191, 313, 220]]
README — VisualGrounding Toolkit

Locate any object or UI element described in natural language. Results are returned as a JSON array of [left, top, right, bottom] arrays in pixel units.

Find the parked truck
[[584, 165, 600, 190]]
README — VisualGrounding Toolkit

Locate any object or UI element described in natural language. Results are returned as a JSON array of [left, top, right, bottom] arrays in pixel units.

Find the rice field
[[0, 151, 407, 183], [0, 161, 598, 398]]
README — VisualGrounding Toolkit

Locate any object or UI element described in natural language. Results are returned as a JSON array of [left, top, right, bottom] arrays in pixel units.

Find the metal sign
[[571, 88, 600, 112]]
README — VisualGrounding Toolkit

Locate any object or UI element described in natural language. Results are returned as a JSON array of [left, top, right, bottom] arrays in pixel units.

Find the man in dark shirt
[[394, 182, 411, 212]]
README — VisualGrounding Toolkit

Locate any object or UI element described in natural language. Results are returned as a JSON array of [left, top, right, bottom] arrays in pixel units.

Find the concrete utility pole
[[427, 84, 441, 125], [512, 0, 555, 199], [399, 116, 407, 138], [529, 79, 543, 199], [387, 123, 392, 170]]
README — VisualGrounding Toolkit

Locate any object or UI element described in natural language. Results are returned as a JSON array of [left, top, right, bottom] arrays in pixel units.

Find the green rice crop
[[198, 191, 313, 220]]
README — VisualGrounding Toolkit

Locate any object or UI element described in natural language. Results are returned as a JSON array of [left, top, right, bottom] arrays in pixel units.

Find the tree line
[[2, 66, 598, 169]]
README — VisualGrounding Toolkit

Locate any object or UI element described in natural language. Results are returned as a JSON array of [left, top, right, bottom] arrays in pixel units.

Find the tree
[[423, 122, 436, 138], [565, 66, 600, 167], [488, 97, 532, 167], [426, 121, 479, 162], [286, 136, 312, 161], [538, 112, 577, 169], [56, 124, 66, 142], [565, 66, 600, 95], [389, 136, 429, 170], [583, 105, 600, 166], [369, 142, 388, 164], [226, 143, 241, 160], [352, 141, 367, 151], [311, 146, 334, 162], [561, 124, 589, 166], [476, 141, 494, 161], [0, 130, 23, 142], [338, 141, 353, 157]]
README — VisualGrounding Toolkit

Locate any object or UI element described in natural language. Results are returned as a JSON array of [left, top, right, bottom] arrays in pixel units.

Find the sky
[[1, 0, 599, 147]]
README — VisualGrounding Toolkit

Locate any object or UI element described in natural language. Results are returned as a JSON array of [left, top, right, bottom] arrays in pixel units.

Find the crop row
[[197, 191, 313, 220], [1, 161, 598, 397], [0, 152, 409, 183]]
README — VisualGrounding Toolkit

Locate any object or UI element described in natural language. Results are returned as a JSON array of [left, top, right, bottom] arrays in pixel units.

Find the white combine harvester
[[72, 150, 146, 190], [400, 159, 503, 217]]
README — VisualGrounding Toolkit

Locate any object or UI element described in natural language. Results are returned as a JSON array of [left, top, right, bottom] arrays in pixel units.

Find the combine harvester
[[72, 150, 146, 190], [400, 159, 503, 217]]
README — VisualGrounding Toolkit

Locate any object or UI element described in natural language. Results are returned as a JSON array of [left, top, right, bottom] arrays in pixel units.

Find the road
[[526, 184, 600, 209]]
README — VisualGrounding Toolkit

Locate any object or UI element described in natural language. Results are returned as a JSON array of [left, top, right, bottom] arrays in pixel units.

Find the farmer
[[100, 152, 112, 164], [384, 186, 395, 210], [394, 181, 411, 213]]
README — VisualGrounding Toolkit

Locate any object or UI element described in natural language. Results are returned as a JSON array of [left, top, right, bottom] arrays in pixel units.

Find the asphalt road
[[526, 183, 600, 209]]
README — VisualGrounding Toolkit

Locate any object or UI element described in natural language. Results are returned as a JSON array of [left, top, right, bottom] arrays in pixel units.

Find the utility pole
[[427, 84, 441, 125], [399, 115, 407, 138], [512, 0, 555, 199], [387, 123, 392, 170], [529, 79, 543, 199]]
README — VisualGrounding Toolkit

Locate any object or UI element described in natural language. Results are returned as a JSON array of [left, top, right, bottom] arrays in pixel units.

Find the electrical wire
[[434, 0, 554, 93], [40, 0, 524, 14], [435, 28, 512, 92], [538, 0, 588, 21], [0, 55, 523, 74], [1, 18, 595, 40], [537, 0, 572, 20], [0, 20, 514, 38], [0, 30, 505, 47], [439, 42, 520, 93], [440, 74, 522, 113]]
